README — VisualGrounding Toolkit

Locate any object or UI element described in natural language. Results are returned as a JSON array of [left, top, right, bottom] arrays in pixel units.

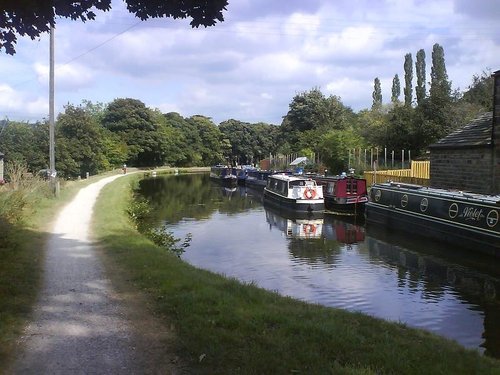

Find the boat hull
[[263, 188, 324, 214], [365, 183, 500, 257]]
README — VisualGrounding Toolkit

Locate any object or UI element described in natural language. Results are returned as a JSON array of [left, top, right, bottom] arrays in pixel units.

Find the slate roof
[[429, 112, 493, 149]]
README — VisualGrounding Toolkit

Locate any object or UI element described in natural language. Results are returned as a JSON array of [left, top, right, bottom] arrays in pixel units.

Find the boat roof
[[269, 173, 315, 182], [375, 182, 500, 204]]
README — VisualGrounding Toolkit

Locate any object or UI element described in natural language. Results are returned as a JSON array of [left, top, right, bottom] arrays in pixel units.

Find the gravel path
[[10, 175, 180, 374]]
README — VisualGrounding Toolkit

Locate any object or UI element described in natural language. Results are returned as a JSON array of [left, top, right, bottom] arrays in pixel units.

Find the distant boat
[[246, 170, 273, 190], [313, 174, 368, 215], [263, 174, 324, 214], [210, 165, 237, 187], [366, 182, 500, 256], [235, 165, 257, 185]]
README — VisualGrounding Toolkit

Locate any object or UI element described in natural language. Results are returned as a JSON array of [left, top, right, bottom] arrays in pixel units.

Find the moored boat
[[365, 182, 500, 256], [246, 170, 273, 190], [313, 174, 368, 215], [263, 174, 324, 214], [210, 165, 237, 187], [235, 165, 257, 185]]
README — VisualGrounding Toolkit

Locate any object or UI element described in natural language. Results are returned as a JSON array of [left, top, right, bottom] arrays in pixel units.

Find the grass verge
[[93, 174, 500, 374]]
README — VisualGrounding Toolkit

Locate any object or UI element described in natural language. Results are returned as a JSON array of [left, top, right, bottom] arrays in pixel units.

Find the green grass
[[93, 174, 500, 374]]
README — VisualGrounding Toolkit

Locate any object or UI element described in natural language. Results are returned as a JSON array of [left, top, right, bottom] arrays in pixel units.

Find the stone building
[[429, 70, 500, 195]]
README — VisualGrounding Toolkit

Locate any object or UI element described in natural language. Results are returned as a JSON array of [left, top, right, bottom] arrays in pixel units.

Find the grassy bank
[[93, 174, 500, 374]]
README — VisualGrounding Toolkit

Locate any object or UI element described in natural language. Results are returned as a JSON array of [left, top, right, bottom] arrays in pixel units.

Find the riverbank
[[93, 173, 500, 374]]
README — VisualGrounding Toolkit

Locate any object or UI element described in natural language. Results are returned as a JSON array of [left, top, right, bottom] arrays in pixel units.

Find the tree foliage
[[280, 88, 350, 152], [372, 77, 382, 110], [404, 53, 413, 106], [415, 49, 426, 105], [0, 0, 228, 55], [391, 74, 401, 103]]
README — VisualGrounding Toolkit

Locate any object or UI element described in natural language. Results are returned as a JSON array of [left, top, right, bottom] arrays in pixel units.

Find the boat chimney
[[494, 70, 500, 194]]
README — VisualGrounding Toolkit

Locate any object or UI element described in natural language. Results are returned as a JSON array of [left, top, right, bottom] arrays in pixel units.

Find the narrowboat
[[210, 165, 237, 187], [246, 170, 273, 190], [264, 205, 323, 239], [313, 174, 368, 215], [235, 165, 257, 185], [263, 174, 324, 214], [365, 182, 500, 256]]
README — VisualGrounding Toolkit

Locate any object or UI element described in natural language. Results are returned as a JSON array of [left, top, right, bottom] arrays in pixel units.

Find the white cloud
[[1, 0, 498, 123]]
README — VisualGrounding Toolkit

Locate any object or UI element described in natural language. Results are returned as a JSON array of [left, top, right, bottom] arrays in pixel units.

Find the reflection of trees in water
[[137, 173, 262, 225], [287, 238, 342, 267], [365, 226, 500, 359]]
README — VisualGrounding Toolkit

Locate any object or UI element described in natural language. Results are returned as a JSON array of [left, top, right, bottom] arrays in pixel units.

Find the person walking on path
[[10, 174, 180, 374]]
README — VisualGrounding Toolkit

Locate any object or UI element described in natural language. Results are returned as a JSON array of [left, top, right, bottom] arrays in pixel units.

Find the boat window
[[289, 180, 305, 187], [347, 178, 357, 194]]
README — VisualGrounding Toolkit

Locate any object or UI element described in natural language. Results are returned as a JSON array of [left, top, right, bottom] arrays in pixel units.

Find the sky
[[0, 0, 499, 125]]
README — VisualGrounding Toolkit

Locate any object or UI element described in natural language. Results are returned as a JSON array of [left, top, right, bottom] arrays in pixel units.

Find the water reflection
[[137, 173, 500, 358]]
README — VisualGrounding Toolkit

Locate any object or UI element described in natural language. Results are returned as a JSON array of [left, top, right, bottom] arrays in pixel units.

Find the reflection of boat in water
[[265, 204, 323, 239], [323, 215, 365, 244], [366, 224, 500, 301]]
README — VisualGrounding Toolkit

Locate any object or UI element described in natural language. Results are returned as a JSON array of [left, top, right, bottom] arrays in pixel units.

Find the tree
[[56, 104, 109, 178], [391, 74, 401, 103], [415, 49, 426, 105], [279, 88, 348, 152], [0, 0, 228, 55], [429, 43, 451, 103], [404, 53, 413, 106], [461, 70, 494, 112], [101, 98, 160, 166], [372, 77, 382, 110], [187, 115, 223, 166]]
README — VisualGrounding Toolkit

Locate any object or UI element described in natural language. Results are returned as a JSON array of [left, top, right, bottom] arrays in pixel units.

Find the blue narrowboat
[[246, 170, 273, 190]]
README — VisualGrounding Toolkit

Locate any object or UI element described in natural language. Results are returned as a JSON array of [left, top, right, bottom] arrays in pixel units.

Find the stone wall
[[494, 70, 500, 194], [430, 148, 494, 194]]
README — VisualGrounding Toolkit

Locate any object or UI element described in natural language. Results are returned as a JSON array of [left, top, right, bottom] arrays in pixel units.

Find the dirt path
[[10, 175, 182, 374]]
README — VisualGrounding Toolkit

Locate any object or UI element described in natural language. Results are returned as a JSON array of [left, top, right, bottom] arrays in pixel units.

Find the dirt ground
[[8, 175, 186, 374]]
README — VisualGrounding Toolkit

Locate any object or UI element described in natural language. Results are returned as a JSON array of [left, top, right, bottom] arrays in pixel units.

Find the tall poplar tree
[[391, 74, 401, 103], [429, 43, 451, 102], [403, 53, 413, 106], [416, 49, 426, 105], [372, 77, 382, 110]]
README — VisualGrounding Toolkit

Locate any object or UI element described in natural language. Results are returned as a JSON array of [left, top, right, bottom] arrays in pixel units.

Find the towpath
[[10, 174, 181, 374]]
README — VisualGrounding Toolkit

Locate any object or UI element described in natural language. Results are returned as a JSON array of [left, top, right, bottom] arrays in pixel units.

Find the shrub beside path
[[10, 174, 180, 374]]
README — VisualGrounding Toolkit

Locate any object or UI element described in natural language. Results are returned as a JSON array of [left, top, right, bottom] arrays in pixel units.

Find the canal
[[137, 173, 500, 359]]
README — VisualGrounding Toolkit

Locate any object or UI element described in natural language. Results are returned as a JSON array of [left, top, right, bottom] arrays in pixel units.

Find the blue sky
[[0, 0, 499, 125]]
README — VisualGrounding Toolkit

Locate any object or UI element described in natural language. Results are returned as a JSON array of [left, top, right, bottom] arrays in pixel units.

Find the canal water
[[138, 173, 500, 359]]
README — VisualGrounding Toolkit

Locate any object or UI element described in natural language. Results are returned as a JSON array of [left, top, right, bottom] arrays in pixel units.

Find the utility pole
[[49, 25, 58, 195]]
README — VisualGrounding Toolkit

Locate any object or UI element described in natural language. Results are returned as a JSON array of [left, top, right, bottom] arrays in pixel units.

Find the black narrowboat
[[313, 175, 368, 215], [210, 165, 237, 187], [366, 182, 500, 256]]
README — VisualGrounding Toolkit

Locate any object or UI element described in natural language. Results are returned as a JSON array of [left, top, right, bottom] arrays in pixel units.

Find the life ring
[[303, 224, 316, 234], [304, 188, 316, 199]]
